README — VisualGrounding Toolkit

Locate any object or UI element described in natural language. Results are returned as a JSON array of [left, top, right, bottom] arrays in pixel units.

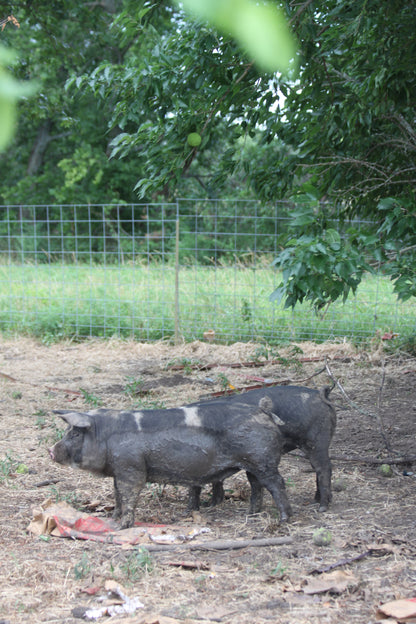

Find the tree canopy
[[1, 0, 415, 308]]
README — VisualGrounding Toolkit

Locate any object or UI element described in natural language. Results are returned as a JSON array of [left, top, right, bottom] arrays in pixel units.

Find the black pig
[[188, 385, 336, 513], [49, 396, 290, 529]]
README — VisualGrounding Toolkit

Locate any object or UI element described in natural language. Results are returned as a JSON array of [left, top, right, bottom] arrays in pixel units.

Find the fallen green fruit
[[379, 463, 393, 477], [313, 528, 332, 546]]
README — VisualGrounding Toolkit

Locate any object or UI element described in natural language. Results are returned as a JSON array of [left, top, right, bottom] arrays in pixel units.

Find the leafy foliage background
[[1, 0, 415, 307]]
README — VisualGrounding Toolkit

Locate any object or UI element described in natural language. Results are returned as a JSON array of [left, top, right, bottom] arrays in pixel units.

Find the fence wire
[[0, 201, 414, 344]]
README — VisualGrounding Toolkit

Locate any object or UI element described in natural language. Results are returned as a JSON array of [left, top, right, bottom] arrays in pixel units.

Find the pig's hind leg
[[246, 472, 263, 514], [187, 482, 225, 511], [305, 447, 332, 512]]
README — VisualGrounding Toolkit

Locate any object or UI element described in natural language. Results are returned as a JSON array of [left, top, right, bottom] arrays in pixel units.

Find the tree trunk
[[27, 119, 52, 176]]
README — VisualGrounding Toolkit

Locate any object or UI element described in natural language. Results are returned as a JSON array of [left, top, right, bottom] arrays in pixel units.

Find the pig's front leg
[[211, 481, 225, 506], [113, 470, 146, 529], [257, 470, 292, 521], [187, 485, 201, 511], [112, 478, 123, 520]]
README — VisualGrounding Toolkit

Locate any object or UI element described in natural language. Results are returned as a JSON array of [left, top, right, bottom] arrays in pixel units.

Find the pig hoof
[[249, 506, 261, 515], [118, 513, 135, 529], [318, 504, 328, 513], [279, 507, 292, 522]]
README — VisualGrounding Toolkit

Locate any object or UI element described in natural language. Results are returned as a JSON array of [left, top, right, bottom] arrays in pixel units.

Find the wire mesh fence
[[0, 201, 415, 344]]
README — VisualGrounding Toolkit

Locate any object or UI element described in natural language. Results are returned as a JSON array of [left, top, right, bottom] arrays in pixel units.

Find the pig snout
[[48, 447, 56, 461]]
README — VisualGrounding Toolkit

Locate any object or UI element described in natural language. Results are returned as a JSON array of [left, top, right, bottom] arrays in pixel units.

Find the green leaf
[[269, 285, 286, 304], [0, 85, 16, 150], [377, 197, 398, 211], [290, 212, 316, 227], [176, 0, 297, 74], [0, 45, 37, 151], [325, 229, 341, 251]]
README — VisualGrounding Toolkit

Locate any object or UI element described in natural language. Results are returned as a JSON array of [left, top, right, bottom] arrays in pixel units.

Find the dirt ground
[[0, 336, 415, 624]]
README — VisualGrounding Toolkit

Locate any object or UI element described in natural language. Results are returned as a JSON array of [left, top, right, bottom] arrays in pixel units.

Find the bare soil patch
[[0, 337, 415, 624]]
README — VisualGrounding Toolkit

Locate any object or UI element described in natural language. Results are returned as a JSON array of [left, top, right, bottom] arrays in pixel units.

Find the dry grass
[[0, 337, 415, 623]]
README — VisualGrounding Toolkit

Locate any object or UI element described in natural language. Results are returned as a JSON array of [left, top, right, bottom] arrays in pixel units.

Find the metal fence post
[[174, 203, 180, 344]]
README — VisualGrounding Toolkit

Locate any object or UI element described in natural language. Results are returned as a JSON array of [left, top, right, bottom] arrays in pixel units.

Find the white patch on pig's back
[[301, 392, 311, 405], [182, 406, 202, 427], [133, 411, 144, 431]]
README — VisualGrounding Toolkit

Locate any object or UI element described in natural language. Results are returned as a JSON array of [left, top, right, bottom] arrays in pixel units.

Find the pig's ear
[[53, 410, 92, 429]]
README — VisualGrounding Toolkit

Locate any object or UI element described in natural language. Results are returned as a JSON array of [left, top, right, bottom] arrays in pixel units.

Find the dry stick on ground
[[0, 370, 82, 396], [200, 365, 329, 399], [308, 546, 394, 575], [144, 536, 293, 553], [169, 355, 352, 372], [329, 453, 416, 466], [290, 449, 416, 466], [376, 361, 393, 452], [325, 359, 394, 453]]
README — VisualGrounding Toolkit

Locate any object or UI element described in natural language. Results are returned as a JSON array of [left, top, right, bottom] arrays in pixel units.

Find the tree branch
[[289, 0, 315, 25]]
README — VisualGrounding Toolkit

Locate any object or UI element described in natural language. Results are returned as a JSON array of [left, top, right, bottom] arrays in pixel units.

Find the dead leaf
[[302, 570, 357, 595], [104, 579, 128, 596], [194, 605, 237, 621], [85, 499, 102, 510], [203, 329, 215, 342], [166, 560, 210, 570], [377, 598, 416, 622], [80, 586, 102, 596], [131, 615, 204, 624], [368, 542, 397, 556], [191, 510, 203, 523]]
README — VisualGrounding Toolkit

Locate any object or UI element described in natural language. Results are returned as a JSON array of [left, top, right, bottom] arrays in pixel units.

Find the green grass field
[[1, 262, 415, 345]]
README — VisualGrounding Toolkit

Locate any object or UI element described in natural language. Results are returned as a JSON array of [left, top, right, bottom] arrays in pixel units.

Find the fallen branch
[[309, 544, 396, 575], [324, 361, 376, 418], [325, 359, 394, 453], [199, 366, 329, 399], [0, 370, 82, 396], [199, 380, 291, 399], [169, 355, 352, 373], [34, 479, 61, 488], [376, 360, 392, 452], [309, 551, 371, 574], [288, 449, 416, 466], [143, 536, 293, 553], [330, 453, 416, 466]]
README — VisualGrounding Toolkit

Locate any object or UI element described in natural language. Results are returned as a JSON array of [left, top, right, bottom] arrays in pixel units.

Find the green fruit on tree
[[187, 132, 202, 147]]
